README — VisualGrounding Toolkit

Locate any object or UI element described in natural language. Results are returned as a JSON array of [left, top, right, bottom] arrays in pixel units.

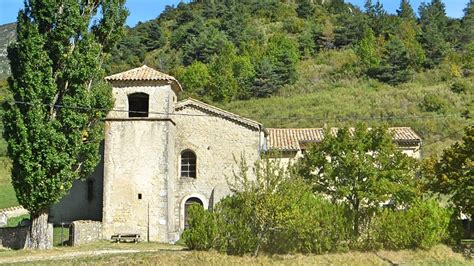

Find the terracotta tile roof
[[105, 65, 183, 92], [175, 98, 266, 132], [267, 127, 421, 151]]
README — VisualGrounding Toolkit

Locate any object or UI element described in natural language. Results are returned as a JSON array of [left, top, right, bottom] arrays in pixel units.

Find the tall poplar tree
[[3, 0, 127, 249]]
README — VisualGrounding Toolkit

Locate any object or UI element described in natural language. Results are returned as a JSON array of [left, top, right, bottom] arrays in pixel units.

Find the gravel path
[[0, 249, 159, 264]]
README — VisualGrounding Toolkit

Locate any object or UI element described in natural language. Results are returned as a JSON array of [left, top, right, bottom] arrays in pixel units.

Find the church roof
[[175, 98, 266, 133], [105, 65, 183, 92], [267, 127, 422, 151]]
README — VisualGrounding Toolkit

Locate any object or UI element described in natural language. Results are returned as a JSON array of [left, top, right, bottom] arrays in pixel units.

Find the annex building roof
[[105, 65, 183, 93], [267, 127, 422, 151]]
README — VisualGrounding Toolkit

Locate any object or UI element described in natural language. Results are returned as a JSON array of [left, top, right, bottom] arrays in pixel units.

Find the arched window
[[128, 93, 149, 117], [184, 197, 203, 229], [181, 150, 196, 178]]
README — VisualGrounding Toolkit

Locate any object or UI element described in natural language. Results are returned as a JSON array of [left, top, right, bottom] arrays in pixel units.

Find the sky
[[0, 0, 470, 27]]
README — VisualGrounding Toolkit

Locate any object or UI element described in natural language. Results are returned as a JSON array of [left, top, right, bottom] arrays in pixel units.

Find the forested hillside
[[0, 0, 473, 160], [105, 0, 472, 156]]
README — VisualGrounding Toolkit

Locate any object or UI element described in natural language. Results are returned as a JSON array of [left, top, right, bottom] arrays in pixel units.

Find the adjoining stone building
[[49, 66, 422, 243]]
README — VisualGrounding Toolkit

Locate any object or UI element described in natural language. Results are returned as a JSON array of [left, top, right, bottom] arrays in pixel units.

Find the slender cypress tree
[[4, 0, 127, 249]]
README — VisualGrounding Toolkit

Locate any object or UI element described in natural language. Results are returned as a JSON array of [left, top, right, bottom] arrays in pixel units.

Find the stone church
[[49, 65, 422, 243]]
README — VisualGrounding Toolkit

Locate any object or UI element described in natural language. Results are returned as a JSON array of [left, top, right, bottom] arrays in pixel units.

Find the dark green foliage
[[372, 199, 451, 250], [103, 0, 472, 98], [266, 35, 300, 87], [419, 0, 451, 67], [3, 0, 127, 248], [183, 26, 231, 65], [297, 0, 315, 19], [251, 59, 278, 98], [420, 94, 447, 113], [364, 0, 391, 37], [397, 0, 416, 21], [462, 1, 474, 45], [369, 36, 415, 85], [181, 204, 218, 251], [333, 8, 368, 47]]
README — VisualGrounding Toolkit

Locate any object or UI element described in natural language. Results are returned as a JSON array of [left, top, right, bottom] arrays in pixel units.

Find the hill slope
[[0, 23, 16, 79]]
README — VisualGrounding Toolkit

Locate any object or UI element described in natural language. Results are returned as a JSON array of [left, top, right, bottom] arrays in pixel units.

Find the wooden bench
[[111, 234, 141, 243], [461, 239, 474, 258]]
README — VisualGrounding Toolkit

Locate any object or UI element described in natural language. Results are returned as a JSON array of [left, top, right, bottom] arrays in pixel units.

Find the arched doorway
[[184, 197, 203, 229]]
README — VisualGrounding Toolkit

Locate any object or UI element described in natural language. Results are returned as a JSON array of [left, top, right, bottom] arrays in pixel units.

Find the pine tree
[[419, 0, 451, 67], [370, 35, 414, 85], [397, 0, 416, 21], [365, 0, 390, 37], [461, 0, 474, 45], [266, 35, 300, 86], [297, 0, 315, 19], [4, 0, 127, 249], [252, 58, 278, 98]]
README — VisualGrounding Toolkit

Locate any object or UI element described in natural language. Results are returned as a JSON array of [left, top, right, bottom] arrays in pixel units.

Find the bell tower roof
[[105, 65, 183, 93]]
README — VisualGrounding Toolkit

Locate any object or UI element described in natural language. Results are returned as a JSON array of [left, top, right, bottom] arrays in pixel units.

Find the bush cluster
[[182, 189, 350, 255], [371, 200, 451, 250]]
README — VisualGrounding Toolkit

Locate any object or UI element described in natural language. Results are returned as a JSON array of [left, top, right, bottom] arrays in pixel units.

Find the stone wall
[[0, 224, 53, 249], [70, 220, 102, 246], [0, 226, 29, 249], [172, 105, 263, 241]]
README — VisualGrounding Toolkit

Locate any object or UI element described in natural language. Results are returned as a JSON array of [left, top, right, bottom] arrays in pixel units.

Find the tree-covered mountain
[[0, 23, 16, 79], [0, 0, 473, 157], [107, 0, 473, 101]]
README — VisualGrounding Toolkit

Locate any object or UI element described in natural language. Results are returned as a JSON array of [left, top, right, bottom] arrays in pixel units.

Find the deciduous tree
[[3, 0, 127, 249], [427, 126, 473, 220], [295, 124, 419, 238]]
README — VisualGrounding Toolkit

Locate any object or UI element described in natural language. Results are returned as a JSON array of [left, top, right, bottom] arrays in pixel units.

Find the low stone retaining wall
[[0, 224, 53, 250], [0, 226, 29, 249], [71, 220, 102, 246]]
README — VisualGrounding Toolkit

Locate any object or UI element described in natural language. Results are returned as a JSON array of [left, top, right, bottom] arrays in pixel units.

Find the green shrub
[[450, 79, 469, 94], [372, 199, 451, 250], [419, 94, 447, 113], [181, 204, 218, 251], [213, 195, 258, 255], [266, 192, 350, 254]]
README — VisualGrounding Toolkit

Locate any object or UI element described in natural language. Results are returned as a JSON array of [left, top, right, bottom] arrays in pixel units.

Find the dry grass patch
[[0, 243, 470, 265]]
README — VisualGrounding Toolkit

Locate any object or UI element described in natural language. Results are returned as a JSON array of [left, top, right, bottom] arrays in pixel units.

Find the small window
[[128, 93, 149, 117], [138, 193, 142, 200], [181, 150, 196, 178], [87, 179, 94, 201]]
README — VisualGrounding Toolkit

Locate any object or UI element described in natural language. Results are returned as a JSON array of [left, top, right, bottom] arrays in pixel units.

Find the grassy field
[[0, 157, 17, 209], [0, 242, 469, 265], [217, 53, 473, 157]]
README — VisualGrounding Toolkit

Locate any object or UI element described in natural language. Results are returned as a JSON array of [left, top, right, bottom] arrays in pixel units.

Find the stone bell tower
[[101, 65, 182, 242]]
